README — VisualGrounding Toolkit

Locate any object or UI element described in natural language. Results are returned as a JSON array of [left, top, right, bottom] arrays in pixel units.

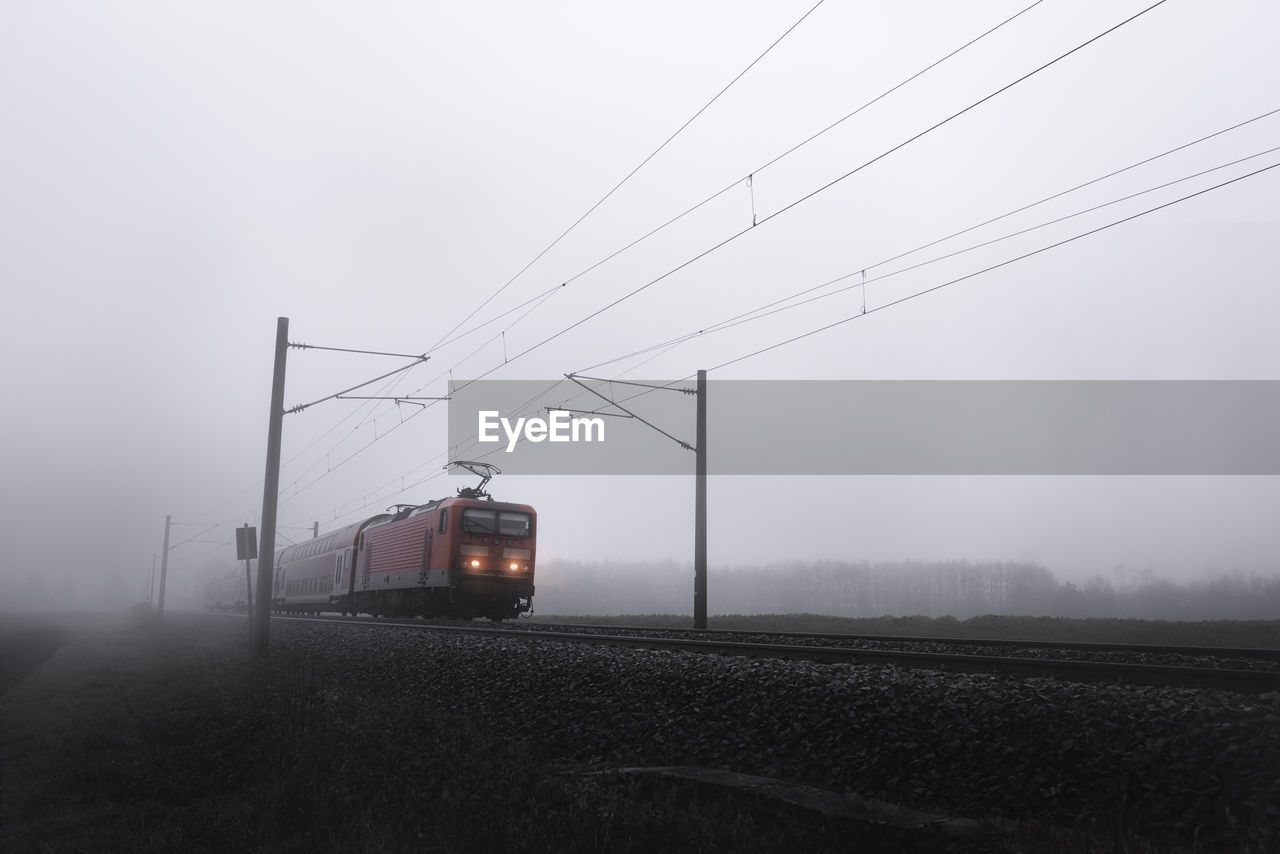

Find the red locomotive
[[271, 462, 536, 621]]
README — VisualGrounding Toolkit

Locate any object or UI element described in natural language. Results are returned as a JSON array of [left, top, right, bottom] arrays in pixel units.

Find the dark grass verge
[[1, 611, 987, 854], [530, 613, 1280, 648]]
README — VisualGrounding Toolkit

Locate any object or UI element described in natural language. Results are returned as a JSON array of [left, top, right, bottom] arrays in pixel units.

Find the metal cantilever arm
[[564, 373, 694, 451]]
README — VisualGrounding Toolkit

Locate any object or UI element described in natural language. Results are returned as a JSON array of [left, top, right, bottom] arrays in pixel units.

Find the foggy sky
[[2, 1, 1277, 607]]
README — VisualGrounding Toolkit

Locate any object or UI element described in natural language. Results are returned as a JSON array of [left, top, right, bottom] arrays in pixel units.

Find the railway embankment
[[2, 609, 1277, 852]]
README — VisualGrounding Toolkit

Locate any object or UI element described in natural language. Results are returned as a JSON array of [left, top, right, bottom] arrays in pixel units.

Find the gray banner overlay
[[447, 380, 1280, 475]]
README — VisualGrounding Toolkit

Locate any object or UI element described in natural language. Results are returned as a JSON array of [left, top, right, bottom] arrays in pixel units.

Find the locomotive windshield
[[461, 508, 531, 537]]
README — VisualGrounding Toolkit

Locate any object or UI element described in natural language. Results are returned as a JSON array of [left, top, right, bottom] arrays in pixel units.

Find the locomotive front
[[450, 498, 536, 620]]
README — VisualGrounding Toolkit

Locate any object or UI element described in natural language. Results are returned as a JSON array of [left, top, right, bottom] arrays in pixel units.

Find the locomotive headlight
[[501, 548, 530, 574], [461, 545, 487, 570]]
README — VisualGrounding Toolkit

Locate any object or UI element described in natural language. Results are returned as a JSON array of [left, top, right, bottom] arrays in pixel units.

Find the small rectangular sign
[[236, 526, 258, 561]]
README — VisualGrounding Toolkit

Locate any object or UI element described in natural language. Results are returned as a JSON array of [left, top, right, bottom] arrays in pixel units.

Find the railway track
[[512, 621, 1280, 669], [271, 614, 1280, 693]]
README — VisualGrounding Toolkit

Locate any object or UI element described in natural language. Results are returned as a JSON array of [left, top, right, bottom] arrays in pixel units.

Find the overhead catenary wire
[[194, 343, 435, 522], [864, 106, 1280, 276], [273, 0, 1173, 514], [576, 106, 1280, 370], [343, 114, 1270, 524], [324, 362, 694, 525], [289, 343, 428, 359], [555, 157, 1280, 420], [208, 0, 1059, 522], [429, 0, 1050, 360], [286, 355, 710, 529], [495, 0, 1172, 371], [579, 138, 1280, 373], [284, 356, 428, 415], [282, 375, 580, 529], [707, 160, 1280, 373], [264, 4, 838, 514], [167, 524, 221, 552], [423, 0, 828, 356]]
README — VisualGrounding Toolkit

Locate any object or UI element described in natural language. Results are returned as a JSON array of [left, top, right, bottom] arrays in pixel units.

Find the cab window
[[461, 508, 530, 537]]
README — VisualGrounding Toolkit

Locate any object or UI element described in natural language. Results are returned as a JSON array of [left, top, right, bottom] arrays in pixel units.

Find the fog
[[2, 2, 1277, 613], [532, 558, 1280, 621]]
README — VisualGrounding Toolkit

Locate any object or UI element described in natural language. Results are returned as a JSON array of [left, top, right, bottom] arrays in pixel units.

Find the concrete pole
[[253, 317, 289, 659], [694, 369, 707, 630], [157, 516, 171, 619]]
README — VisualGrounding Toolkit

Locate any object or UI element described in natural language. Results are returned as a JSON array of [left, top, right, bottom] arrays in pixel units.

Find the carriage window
[[439, 509, 448, 534], [461, 508, 530, 537]]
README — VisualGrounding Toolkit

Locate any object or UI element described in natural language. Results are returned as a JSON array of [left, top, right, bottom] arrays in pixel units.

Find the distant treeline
[[533, 559, 1280, 621]]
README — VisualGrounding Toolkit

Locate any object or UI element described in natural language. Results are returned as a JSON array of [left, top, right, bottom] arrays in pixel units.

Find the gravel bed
[[479, 622, 1280, 671], [275, 618, 1280, 850]]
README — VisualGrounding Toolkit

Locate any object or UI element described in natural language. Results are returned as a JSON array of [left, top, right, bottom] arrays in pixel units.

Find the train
[[204, 463, 536, 621]]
